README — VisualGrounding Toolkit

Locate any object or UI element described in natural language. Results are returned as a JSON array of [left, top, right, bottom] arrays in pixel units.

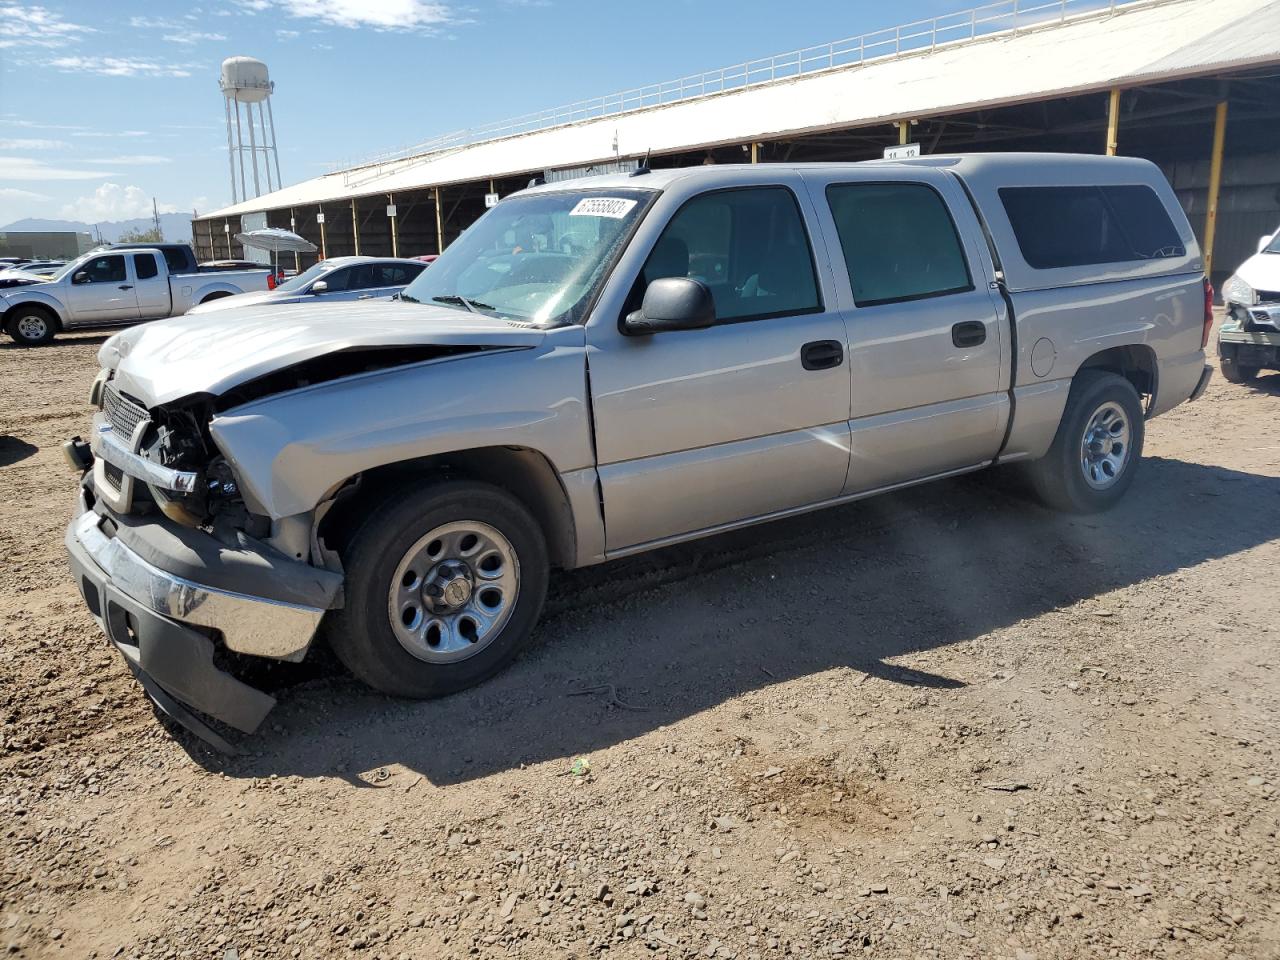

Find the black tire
[[4, 306, 58, 346], [1219, 356, 1259, 384], [326, 480, 549, 699], [1025, 371, 1144, 513]]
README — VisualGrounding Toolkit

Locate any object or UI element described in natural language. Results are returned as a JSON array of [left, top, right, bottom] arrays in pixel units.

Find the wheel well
[[1077, 345, 1157, 412], [317, 447, 578, 570], [3, 302, 60, 332], [199, 291, 234, 304]]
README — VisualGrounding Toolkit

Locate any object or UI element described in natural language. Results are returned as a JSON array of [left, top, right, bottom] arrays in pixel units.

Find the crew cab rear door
[[800, 167, 1009, 493], [130, 252, 171, 319], [584, 172, 853, 553]]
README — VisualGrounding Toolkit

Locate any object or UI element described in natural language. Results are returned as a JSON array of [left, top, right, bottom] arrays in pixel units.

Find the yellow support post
[[351, 198, 360, 256], [899, 120, 910, 145], [388, 193, 398, 258], [290, 207, 299, 273], [750, 142, 759, 164], [1204, 100, 1228, 280], [318, 204, 327, 260], [1106, 88, 1121, 156], [435, 186, 445, 253]]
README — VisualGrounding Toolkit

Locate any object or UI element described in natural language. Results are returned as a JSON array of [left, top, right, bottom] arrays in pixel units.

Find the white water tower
[[220, 56, 282, 205]]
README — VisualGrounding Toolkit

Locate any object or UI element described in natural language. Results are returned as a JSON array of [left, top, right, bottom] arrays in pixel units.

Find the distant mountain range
[[0, 213, 194, 244]]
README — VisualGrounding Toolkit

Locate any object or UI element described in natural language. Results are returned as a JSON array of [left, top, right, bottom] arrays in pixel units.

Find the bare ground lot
[[2, 327, 1279, 960]]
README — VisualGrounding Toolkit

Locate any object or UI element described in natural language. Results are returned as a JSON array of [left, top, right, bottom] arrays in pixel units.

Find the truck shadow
[[192, 455, 1280, 785]]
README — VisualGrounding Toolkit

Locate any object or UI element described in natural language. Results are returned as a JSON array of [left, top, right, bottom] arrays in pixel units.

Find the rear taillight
[[266, 272, 277, 290], [1202, 276, 1214, 349]]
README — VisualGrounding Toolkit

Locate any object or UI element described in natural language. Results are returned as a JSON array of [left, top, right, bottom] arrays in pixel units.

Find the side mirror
[[624, 277, 716, 335], [72, 271, 89, 285], [310, 279, 329, 294], [1258, 234, 1275, 254]]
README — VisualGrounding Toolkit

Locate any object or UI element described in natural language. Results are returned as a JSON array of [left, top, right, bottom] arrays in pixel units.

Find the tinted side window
[[317, 268, 349, 292], [999, 185, 1185, 269], [132, 253, 159, 280], [81, 255, 126, 284], [158, 247, 186, 273], [640, 186, 821, 323], [826, 182, 972, 307]]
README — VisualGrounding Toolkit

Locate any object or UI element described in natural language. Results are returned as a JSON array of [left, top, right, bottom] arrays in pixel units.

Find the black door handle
[[118, 284, 133, 291], [801, 339, 844, 371], [952, 321, 987, 348]]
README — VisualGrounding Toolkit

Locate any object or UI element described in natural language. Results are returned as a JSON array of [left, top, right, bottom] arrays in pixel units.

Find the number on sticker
[[569, 197, 638, 219]]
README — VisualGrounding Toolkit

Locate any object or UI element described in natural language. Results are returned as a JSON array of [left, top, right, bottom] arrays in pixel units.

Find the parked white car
[[185, 256, 427, 315], [1, 245, 270, 346], [1218, 229, 1280, 382]]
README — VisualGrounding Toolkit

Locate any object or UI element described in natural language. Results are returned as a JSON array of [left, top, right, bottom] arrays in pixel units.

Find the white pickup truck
[[1, 245, 270, 346]]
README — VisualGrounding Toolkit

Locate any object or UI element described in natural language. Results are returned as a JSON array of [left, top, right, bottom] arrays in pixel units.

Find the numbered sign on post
[[386, 204, 397, 218], [484, 193, 500, 209]]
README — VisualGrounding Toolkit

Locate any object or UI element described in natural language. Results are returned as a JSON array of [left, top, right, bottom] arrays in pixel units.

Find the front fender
[[0, 290, 70, 326], [208, 326, 595, 520]]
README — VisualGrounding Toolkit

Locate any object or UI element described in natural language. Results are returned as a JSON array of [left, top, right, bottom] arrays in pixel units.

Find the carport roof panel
[[203, 0, 1280, 219]]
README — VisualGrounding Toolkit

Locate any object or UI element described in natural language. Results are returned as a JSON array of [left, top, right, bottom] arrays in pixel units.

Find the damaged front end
[[65, 372, 343, 750]]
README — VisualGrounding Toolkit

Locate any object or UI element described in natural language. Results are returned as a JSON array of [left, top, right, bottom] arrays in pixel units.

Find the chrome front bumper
[[68, 509, 327, 661]]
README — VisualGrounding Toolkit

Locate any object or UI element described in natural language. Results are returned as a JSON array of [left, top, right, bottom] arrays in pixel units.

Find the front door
[[586, 181, 853, 553], [802, 171, 1009, 493], [63, 254, 137, 323]]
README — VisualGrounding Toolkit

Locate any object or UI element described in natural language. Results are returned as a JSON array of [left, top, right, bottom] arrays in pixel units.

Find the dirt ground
[[1, 323, 1278, 960]]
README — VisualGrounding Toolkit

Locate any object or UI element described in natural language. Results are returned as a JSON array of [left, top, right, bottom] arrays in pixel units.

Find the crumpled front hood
[[101, 299, 546, 407], [1235, 252, 1280, 298]]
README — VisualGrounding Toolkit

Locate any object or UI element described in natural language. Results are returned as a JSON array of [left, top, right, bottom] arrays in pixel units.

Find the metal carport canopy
[[204, 0, 1280, 220]]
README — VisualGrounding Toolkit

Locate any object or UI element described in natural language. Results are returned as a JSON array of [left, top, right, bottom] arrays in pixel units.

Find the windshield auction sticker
[[568, 197, 638, 219]]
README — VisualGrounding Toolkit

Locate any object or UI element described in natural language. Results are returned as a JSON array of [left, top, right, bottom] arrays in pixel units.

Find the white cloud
[[0, 137, 68, 150], [276, 28, 301, 39], [240, 0, 459, 31], [61, 184, 179, 222], [72, 130, 151, 138], [0, 186, 52, 203], [128, 15, 184, 29], [50, 56, 198, 78], [0, 156, 116, 180], [164, 31, 229, 44], [85, 155, 173, 165], [0, 3, 93, 50]]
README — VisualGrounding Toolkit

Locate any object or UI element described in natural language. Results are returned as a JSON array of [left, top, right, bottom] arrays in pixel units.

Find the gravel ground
[[1, 325, 1278, 960]]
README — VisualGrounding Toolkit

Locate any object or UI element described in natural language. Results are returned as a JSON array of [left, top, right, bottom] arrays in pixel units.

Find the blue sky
[[0, 0, 963, 226]]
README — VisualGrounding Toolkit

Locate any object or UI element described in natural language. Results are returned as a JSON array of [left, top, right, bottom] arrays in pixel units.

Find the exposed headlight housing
[[1222, 274, 1257, 306]]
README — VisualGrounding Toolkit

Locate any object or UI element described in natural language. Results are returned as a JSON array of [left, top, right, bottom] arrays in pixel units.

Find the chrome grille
[[103, 381, 149, 438]]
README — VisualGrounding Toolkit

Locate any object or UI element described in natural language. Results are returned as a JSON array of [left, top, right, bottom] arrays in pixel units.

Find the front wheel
[[5, 307, 58, 346], [1219, 356, 1259, 384], [1025, 371, 1144, 513], [326, 480, 549, 699]]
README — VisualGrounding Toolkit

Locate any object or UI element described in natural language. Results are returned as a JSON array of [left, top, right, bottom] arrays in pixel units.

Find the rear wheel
[[326, 480, 549, 699], [5, 307, 58, 346], [1025, 371, 1144, 513]]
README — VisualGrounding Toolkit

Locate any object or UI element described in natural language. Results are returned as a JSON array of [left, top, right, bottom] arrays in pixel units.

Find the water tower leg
[[246, 100, 261, 198], [256, 102, 271, 193], [233, 101, 248, 204], [223, 98, 238, 205], [266, 96, 283, 191]]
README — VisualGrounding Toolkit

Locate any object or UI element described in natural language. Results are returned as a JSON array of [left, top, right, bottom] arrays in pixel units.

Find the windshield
[[274, 262, 333, 293], [1265, 232, 1280, 254], [49, 251, 97, 282], [399, 188, 652, 325]]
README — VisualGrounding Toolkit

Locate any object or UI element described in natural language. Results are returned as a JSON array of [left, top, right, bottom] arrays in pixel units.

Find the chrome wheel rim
[[1079, 401, 1131, 490], [388, 520, 520, 663], [17, 315, 47, 340]]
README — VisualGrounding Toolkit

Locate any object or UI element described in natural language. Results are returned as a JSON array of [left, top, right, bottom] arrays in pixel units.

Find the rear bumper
[[1188, 363, 1213, 402], [64, 503, 342, 748]]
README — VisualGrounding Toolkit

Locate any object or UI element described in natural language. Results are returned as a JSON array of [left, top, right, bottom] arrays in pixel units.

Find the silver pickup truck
[[63, 154, 1213, 746], [2, 245, 270, 346]]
